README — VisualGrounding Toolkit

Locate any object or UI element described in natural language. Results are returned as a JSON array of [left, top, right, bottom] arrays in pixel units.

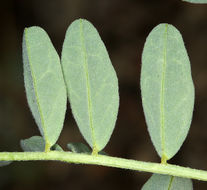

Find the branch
[[0, 151, 206, 181]]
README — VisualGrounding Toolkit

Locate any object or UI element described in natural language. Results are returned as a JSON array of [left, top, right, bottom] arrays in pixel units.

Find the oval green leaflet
[[23, 27, 67, 151], [61, 19, 119, 154], [141, 24, 194, 162], [141, 174, 193, 190]]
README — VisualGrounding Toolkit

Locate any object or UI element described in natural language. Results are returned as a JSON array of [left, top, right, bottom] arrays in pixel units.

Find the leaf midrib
[[24, 29, 50, 148], [160, 24, 168, 159], [168, 176, 174, 190], [79, 20, 97, 152]]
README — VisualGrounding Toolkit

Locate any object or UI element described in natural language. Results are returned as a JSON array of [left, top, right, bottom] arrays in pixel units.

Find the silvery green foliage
[[141, 24, 194, 160], [183, 0, 207, 3], [23, 27, 67, 149], [0, 161, 11, 167], [141, 174, 193, 190], [61, 19, 119, 152], [20, 136, 62, 152]]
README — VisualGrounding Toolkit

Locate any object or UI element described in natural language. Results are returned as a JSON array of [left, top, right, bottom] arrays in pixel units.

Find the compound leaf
[[141, 24, 194, 161], [61, 19, 119, 153], [182, 0, 207, 3], [20, 136, 63, 152], [23, 27, 67, 151], [141, 174, 193, 190]]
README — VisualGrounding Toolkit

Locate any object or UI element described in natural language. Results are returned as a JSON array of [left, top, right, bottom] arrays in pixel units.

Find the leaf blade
[[23, 27, 67, 150], [141, 174, 193, 190], [141, 24, 194, 160], [61, 19, 119, 152]]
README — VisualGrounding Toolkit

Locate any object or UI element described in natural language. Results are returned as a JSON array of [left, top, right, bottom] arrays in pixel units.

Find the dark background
[[0, 0, 207, 189]]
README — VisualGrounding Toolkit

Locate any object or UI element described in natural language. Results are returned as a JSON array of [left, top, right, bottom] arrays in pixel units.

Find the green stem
[[0, 151, 206, 181]]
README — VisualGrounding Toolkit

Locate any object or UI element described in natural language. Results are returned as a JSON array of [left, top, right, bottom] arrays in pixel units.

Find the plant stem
[[0, 151, 206, 181]]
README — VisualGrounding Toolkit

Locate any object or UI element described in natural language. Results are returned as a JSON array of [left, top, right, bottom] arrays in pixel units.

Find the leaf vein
[[160, 24, 168, 161], [168, 176, 174, 190], [80, 19, 97, 151], [24, 30, 49, 146]]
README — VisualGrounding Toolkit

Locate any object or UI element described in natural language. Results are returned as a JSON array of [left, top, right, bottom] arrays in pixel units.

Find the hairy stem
[[0, 151, 206, 181]]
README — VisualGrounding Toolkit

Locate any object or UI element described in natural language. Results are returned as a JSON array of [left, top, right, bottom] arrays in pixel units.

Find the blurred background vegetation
[[0, 0, 207, 189]]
